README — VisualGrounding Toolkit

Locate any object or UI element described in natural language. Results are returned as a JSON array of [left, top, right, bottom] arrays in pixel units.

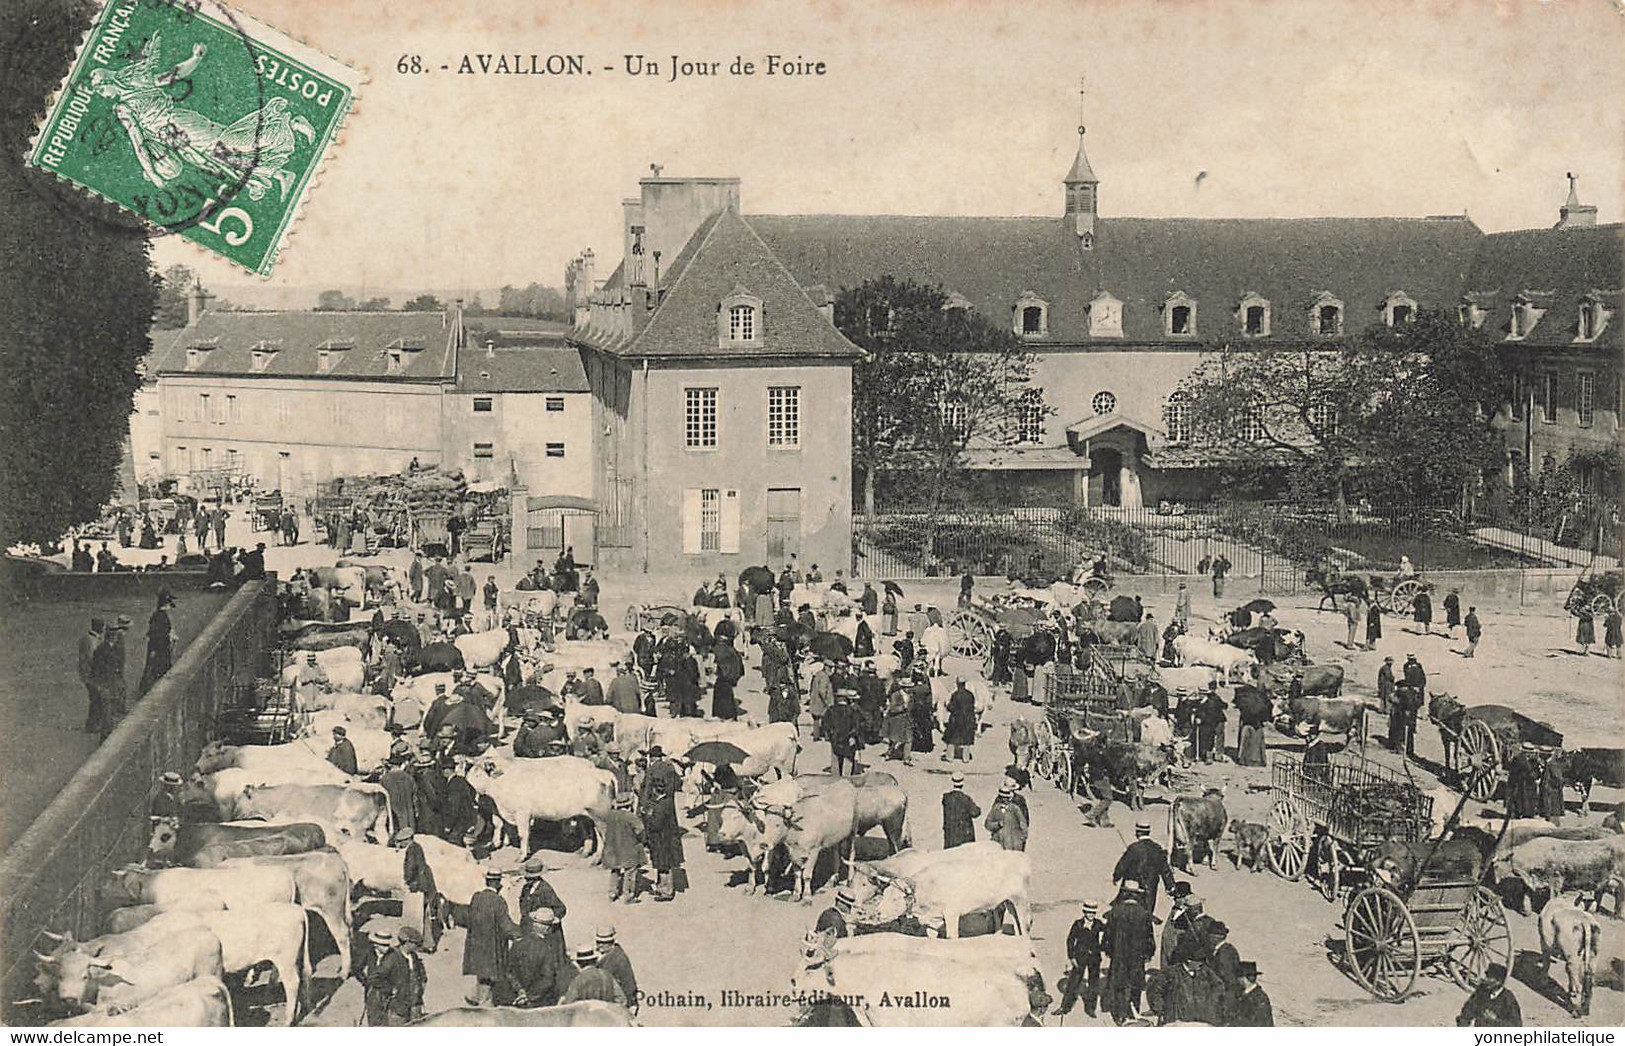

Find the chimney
[[651, 250, 662, 309], [1556, 172, 1599, 229], [637, 172, 741, 275], [186, 283, 211, 326], [485, 337, 495, 360]]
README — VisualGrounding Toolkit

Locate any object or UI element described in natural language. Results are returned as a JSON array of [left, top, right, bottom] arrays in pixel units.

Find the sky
[[156, 0, 1625, 300]]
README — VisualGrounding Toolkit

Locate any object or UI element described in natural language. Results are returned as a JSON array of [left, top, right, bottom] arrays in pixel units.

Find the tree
[[154, 264, 196, 329], [315, 289, 356, 311], [1177, 309, 1507, 512], [402, 294, 445, 312], [496, 283, 568, 319], [836, 276, 1042, 515], [0, 0, 156, 548], [359, 296, 391, 311]]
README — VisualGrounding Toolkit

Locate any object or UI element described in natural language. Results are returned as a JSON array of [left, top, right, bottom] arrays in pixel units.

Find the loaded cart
[[1428, 699, 1565, 801], [1032, 662, 1130, 793]]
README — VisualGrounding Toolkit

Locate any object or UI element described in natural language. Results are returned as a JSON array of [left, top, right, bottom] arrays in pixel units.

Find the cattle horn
[[10, 997, 43, 1006], [33, 952, 58, 966], [36, 930, 67, 943]]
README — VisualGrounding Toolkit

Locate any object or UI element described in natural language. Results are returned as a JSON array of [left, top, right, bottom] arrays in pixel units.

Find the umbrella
[[883, 581, 906, 598], [739, 566, 775, 593], [810, 632, 854, 661], [1241, 598, 1276, 615], [686, 740, 750, 766]]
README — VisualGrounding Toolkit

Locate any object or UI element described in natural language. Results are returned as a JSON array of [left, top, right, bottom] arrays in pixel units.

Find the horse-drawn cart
[[1428, 697, 1565, 801], [251, 491, 283, 532], [1032, 664, 1130, 793], [1566, 564, 1624, 617], [1308, 565, 1429, 615]]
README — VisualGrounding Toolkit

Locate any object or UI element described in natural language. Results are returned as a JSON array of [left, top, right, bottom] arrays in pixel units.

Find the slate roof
[[572, 208, 860, 360], [749, 213, 1483, 344], [151, 310, 458, 380], [1465, 223, 1625, 348], [453, 344, 589, 394]]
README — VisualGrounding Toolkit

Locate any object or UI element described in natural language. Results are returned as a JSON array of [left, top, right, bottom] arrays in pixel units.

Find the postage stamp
[[24, 0, 361, 276]]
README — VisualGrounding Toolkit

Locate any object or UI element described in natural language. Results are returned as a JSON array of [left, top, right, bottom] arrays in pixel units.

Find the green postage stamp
[[25, 0, 362, 276]]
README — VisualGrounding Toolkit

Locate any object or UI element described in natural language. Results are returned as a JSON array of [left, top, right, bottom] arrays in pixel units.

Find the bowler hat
[[1238, 961, 1259, 978], [648, 745, 664, 758]]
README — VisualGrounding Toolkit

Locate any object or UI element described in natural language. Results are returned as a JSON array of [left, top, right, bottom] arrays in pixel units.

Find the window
[[473, 442, 494, 459], [1580, 303, 1598, 341], [728, 304, 755, 342], [226, 449, 240, 471], [1092, 391, 1116, 416], [545, 442, 565, 458], [1391, 304, 1411, 325], [1021, 306, 1044, 335], [251, 350, 270, 372], [226, 394, 238, 423], [1013, 293, 1049, 337], [386, 349, 403, 374], [1309, 400, 1338, 436], [1015, 388, 1045, 444], [1510, 297, 1546, 340], [545, 397, 565, 412], [195, 393, 208, 422], [1383, 292, 1417, 328], [1239, 406, 1267, 441], [473, 397, 493, 413], [174, 446, 187, 472], [1538, 371, 1558, 423], [1578, 371, 1595, 427], [1508, 372, 1526, 421], [700, 488, 721, 551], [317, 350, 332, 373], [1246, 306, 1266, 336], [767, 386, 801, 447], [1170, 306, 1192, 335], [1311, 294, 1344, 336], [940, 399, 968, 436], [185, 349, 203, 370], [1459, 299, 1486, 330], [1238, 293, 1270, 337], [1164, 392, 1192, 444], [1163, 292, 1196, 337], [685, 387, 718, 448], [200, 447, 213, 467]]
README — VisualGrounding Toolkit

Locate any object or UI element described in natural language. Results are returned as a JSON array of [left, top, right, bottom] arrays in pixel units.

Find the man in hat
[[602, 794, 646, 903], [712, 636, 745, 721], [1114, 821, 1176, 913], [441, 757, 480, 845], [296, 652, 328, 710], [943, 677, 977, 762], [464, 869, 518, 1005], [412, 747, 446, 842], [1207, 920, 1242, 1004], [561, 943, 628, 1005], [1104, 880, 1156, 1024], [824, 690, 862, 776], [1161, 887, 1209, 969], [1148, 937, 1228, 1025], [513, 710, 548, 759], [139, 589, 177, 695], [985, 780, 1029, 852], [1393, 653, 1426, 757], [422, 682, 453, 741], [807, 659, 834, 740], [1456, 966, 1521, 1026], [594, 926, 638, 1012], [1376, 654, 1396, 715], [639, 746, 684, 902], [372, 637, 402, 698], [520, 853, 569, 926], [1054, 900, 1107, 1019], [608, 660, 643, 716], [815, 888, 856, 939], [363, 925, 414, 1025], [561, 668, 586, 702], [326, 725, 360, 776], [380, 755, 418, 840], [1194, 685, 1226, 763], [79, 616, 105, 733], [502, 909, 567, 1008], [942, 772, 981, 848], [150, 770, 185, 822], [398, 828, 441, 952], [92, 616, 132, 739], [1229, 962, 1272, 1026]]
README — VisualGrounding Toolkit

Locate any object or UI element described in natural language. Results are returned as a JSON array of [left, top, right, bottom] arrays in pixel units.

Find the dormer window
[[1382, 292, 1417, 328], [183, 338, 217, 371], [186, 349, 203, 370], [317, 350, 333, 373], [1310, 293, 1344, 336], [1237, 292, 1271, 338], [387, 348, 403, 374], [250, 349, 274, 373], [1508, 295, 1547, 340], [942, 292, 972, 314], [1459, 296, 1488, 330], [1087, 291, 1123, 338], [1162, 292, 1196, 337], [1013, 292, 1049, 338], [1577, 294, 1613, 342], [717, 287, 763, 348]]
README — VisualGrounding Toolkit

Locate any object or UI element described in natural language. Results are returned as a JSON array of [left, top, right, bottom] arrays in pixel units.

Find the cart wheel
[[1053, 750, 1073, 795], [1032, 720, 1056, 781], [1390, 579, 1421, 613], [1616, 591, 1625, 614], [1266, 800, 1312, 881], [1458, 719, 1502, 801], [1344, 886, 1421, 1001], [1444, 887, 1512, 992], [948, 611, 991, 660], [1590, 592, 1615, 617], [624, 606, 639, 633], [1081, 577, 1109, 598], [1315, 834, 1342, 902]]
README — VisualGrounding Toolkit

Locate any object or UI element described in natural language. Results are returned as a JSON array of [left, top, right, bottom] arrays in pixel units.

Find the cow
[[790, 929, 1044, 1026], [1556, 748, 1625, 811], [768, 772, 909, 854], [466, 755, 616, 859], [1222, 627, 1304, 665], [919, 623, 950, 676], [1155, 666, 1216, 695], [395, 670, 505, 707], [455, 628, 515, 670], [32, 923, 224, 1018], [1539, 896, 1601, 1017], [49, 977, 233, 1028], [336, 834, 487, 905], [1277, 693, 1365, 744], [226, 781, 391, 841], [289, 627, 371, 652], [411, 640, 465, 674], [846, 841, 1030, 938], [298, 712, 394, 768], [84, 905, 309, 1025], [1228, 820, 1269, 872], [308, 565, 367, 605], [1080, 620, 1139, 647], [1496, 834, 1625, 914], [194, 744, 357, 786], [1170, 788, 1228, 872], [147, 818, 326, 868], [1371, 832, 1496, 895], [102, 864, 297, 913], [334, 560, 401, 603], [221, 849, 351, 978], [1171, 635, 1258, 682], [279, 644, 367, 694], [331, 692, 392, 730], [715, 779, 858, 901], [1254, 662, 1344, 700], [1076, 736, 1174, 809], [410, 1001, 634, 1027]]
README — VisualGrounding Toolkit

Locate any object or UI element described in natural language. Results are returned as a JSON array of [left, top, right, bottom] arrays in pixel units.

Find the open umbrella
[[810, 631, 854, 661], [739, 566, 775, 593], [883, 580, 906, 598], [1241, 598, 1277, 615], [686, 740, 751, 766]]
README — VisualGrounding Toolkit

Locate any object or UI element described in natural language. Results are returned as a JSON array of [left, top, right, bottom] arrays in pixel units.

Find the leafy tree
[[0, 0, 156, 548], [315, 289, 356, 311], [1177, 308, 1507, 513], [359, 296, 392, 311], [836, 276, 1042, 515], [154, 264, 196, 329], [402, 294, 446, 312], [496, 283, 568, 319]]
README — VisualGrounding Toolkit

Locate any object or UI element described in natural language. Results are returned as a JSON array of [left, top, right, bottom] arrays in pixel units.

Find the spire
[[1064, 77, 1098, 186], [1064, 77, 1097, 246], [1557, 171, 1597, 230]]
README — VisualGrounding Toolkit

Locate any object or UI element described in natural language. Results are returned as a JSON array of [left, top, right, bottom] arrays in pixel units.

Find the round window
[[1092, 391, 1117, 415]]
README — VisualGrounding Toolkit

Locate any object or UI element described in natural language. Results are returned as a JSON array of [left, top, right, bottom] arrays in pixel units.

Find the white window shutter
[[681, 488, 702, 554], [720, 489, 741, 553]]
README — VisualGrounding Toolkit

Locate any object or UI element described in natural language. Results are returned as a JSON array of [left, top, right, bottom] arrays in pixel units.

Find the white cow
[[455, 628, 513, 670], [846, 841, 1032, 938], [331, 692, 391, 729], [790, 930, 1042, 1026], [32, 921, 225, 1019], [102, 864, 297, 914], [281, 646, 366, 696], [395, 671, 505, 706], [1172, 634, 1258, 683], [191, 751, 356, 796], [51, 977, 233, 1028], [336, 834, 488, 905], [1155, 665, 1218, 695], [919, 623, 950, 676], [467, 755, 616, 859], [298, 712, 393, 768]]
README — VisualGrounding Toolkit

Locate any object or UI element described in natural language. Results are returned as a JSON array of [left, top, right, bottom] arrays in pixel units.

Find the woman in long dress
[[907, 679, 936, 754], [1576, 610, 1596, 654]]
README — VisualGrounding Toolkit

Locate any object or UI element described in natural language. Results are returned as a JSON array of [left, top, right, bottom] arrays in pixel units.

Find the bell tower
[[1063, 78, 1098, 248]]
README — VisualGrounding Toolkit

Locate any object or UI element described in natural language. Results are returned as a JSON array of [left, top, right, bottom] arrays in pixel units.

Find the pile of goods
[[403, 468, 467, 519], [1330, 779, 1432, 844]]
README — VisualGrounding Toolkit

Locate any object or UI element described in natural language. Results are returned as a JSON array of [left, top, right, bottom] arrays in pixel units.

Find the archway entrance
[[1089, 447, 1123, 507]]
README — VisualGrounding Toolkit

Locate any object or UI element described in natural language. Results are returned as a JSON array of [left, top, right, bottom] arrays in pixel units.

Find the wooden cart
[[1340, 876, 1511, 1002], [1032, 665, 1126, 793], [1430, 700, 1565, 802]]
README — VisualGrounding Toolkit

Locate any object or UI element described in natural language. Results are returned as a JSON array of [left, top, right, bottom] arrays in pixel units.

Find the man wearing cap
[[139, 589, 177, 695], [149, 771, 185, 822], [602, 794, 646, 903], [1104, 881, 1155, 1024], [580, 667, 607, 707], [464, 870, 518, 1005], [364, 925, 414, 1026], [1455, 965, 1521, 1026], [807, 659, 834, 740], [326, 725, 360, 776], [594, 926, 638, 1012], [520, 853, 569, 926], [1114, 821, 1177, 914], [1393, 653, 1426, 757], [1054, 900, 1107, 1019], [501, 910, 568, 1008], [815, 888, 855, 939], [985, 781, 1029, 852], [561, 943, 628, 1006], [1228, 961, 1272, 1026], [91, 616, 132, 739], [941, 772, 980, 848], [513, 711, 548, 759]]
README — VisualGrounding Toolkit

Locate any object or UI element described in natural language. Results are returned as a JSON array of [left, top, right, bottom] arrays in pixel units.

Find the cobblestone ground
[[77, 511, 1625, 1026]]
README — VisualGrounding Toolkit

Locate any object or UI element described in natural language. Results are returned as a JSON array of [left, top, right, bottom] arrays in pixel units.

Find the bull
[[221, 849, 352, 978], [466, 754, 615, 859], [32, 923, 224, 1019], [1539, 896, 1601, 1017], [774, 772, 908, 854], [1172, 635, 1257, 682], [845, 841, 1030, 938], [280, 645, 366, 695], [194, 743, 357, 785], [1278, 693, 1365, 744], [1170, 787, 1227, 872], [220, 780, 391, 841], [49, 977, 233, 1028], [715, 779, 858, 901], [146, 818, 326, 868], [1254, 662, 1344, 701], [455, 627, 515, 670], [336, 834, 486, 905], [289, 627, 371, 652]]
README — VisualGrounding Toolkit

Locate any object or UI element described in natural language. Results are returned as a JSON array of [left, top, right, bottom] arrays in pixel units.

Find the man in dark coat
[[513, 711, 549, 759], [500, 910, 568, 1008], [1229, 962, 1272, 1026], [596, 926, 638, 1012], [943, 677, 977, 761], [1366, 602, 1383, 649], [1394, 653, 1426, 757], [380, 756, 418, 839], [1233, 685, 1269, 766], [668, 649, 701, 718], [561, 946, 627, 1006], [519, 853, 569, 927], [608, 661, 643, 715], [412, 751, 445, 838], [441, 759, 480, 844], [942, 772, 980, 847], [363, 926, 416, 1025], [1113, 821, 1176, 914], [401, 831, 441, 951], [854, 664, 885, 743], [823, 692, 862, 775], [1149, 938, 1228, 1025], [859, 583, 879, 616], [1053, 900, 1106, 1018], [1376, 655, 1396, 713], [640, 747, 684, 901], [1194, 687, 1227, 763], [579, 667, 606, 706], [1456, 966, 1522, 1026], [139, 590, 176, 695], [908, 674, 936, 754], [326, 726, 360, 775], [712, 638, 744, 720], [1103, 883, 1156, 1024], [463, 870, 517, 1004]]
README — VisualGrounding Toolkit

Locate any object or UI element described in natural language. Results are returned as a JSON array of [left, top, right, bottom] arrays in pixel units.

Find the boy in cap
[[561, 943, 628, 1006], [942, 771, 980, 848], [815, 887, 855, 939], [1054, 899, 1106, 1019], [602, 793, 646, 903]]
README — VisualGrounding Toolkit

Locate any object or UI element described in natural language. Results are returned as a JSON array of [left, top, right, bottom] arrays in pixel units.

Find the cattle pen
[[0, 580, 277, 1021]]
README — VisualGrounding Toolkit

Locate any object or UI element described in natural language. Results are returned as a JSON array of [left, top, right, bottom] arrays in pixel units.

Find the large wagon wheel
[[1458, 718, 1503, 801], [947, 610, 992, 660], [1314, 835, 1343, 902], [1080, 576, 1110, 598], [1389, 578, 1422, 614], [624, 605, 641, 633], [1052, 747, 1074, 795], [1032, 720, 1056, 781], [1616, 590, 1625, 614], [1344, 886, 1420, 1001], [1445, 887, 1513, 992], [1589, 592, 1616, 617], [1266, 800, 1312, 881]]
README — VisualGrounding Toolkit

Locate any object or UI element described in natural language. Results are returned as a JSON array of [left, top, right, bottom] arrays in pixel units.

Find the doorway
[[1089, 448, 1123, 507], [766, 487, 802, 563]]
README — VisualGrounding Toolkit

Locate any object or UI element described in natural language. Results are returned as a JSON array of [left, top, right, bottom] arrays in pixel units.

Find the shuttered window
[[682, 487, 739, 553]]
